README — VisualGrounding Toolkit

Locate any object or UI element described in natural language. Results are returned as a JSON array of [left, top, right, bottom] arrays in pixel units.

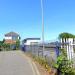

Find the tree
[[0, 39, 10, 51], [2, 43, 10, 51], [59, 32, 75, 39], [0, 39, 5, 51], [0, 39, 5, 46], [16, 40, 20, 50]]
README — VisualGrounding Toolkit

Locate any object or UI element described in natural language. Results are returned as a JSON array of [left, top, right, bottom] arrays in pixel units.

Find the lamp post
[[41, 0, 44, 57]]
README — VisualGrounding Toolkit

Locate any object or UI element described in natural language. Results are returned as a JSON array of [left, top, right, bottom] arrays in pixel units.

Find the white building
[[22, 38, 40, 51], [60, 38, 75, 60], [23, 38, 41, 45]]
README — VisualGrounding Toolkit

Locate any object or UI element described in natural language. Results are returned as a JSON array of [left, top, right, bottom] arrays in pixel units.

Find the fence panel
[[25, 44, 57, 67]]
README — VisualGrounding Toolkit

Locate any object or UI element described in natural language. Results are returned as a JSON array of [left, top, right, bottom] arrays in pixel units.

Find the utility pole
[[41, 0, 44, 57]]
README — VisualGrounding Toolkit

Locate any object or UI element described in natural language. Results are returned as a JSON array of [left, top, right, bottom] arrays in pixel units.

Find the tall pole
[[41, 0, 44, 57]]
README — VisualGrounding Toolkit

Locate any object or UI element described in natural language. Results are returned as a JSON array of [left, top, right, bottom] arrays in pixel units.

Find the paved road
[[0, 51, 39, 75]]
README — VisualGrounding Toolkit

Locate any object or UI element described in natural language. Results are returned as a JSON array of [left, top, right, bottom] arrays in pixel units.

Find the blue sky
[[0, 0, 75, 41]]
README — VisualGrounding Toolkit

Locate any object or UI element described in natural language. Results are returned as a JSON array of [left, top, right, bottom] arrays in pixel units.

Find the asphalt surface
[[0, 51, 38, 75]]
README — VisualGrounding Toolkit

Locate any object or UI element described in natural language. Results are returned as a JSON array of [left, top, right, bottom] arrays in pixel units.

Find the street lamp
[[41, 0, 44, 57]]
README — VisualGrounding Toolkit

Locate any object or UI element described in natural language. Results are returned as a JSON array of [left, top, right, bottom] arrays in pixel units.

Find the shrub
[[54, 49, 75, 75]]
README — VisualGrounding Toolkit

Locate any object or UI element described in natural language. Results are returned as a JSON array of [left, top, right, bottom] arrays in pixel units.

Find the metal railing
[[23, 43, 57, 67]]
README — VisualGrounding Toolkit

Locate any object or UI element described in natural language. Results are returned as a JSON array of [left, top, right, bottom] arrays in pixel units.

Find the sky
[[0, 0, 75, 41]]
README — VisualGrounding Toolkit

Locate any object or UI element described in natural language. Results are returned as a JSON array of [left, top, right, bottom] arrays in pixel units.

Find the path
[[0, 51, 40, 75]]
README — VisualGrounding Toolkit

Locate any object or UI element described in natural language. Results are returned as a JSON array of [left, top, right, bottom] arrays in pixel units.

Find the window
[[12, 36, 18, 40]]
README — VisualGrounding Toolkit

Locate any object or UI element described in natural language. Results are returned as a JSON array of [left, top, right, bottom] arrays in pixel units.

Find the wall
[[24, 40, 40, 45]]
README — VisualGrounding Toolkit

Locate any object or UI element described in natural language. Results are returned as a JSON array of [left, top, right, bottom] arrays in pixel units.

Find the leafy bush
[[54, 49, 75, 75]]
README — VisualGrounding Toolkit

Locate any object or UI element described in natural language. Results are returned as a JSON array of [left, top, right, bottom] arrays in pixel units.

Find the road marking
[[17, 51, 40, 75], [31, 60, 41, 75], [28, 59, 36, 75]]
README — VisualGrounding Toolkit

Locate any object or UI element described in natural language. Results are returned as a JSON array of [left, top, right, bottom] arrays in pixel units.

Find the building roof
[[24, 38, 40, 41], [26, 38, 40, 40], [5, 32, 19, 37]]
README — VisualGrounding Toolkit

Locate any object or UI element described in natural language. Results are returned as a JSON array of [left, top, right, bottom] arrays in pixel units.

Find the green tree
[[2, 43, 10, 51], [0, 39, 5, 46], [16, 40, 20, 50], [0, 39, 5, 51], [59, 32, 75, 39]]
